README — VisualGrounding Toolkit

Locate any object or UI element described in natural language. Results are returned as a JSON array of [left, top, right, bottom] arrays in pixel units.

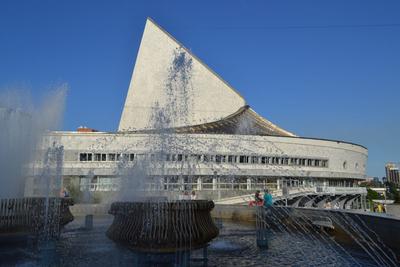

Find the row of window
[[78, 152, 328, 168], [79, 153, 135, 162]]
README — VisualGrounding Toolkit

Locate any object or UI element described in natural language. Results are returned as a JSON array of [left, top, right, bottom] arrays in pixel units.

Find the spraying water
[[0, 85, 67, 198]]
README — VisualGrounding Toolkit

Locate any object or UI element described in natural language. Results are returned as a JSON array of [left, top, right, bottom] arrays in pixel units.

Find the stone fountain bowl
[[106, 200, 219, 253]]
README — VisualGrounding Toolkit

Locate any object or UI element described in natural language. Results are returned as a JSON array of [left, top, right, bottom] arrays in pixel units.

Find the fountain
[[106, 200, 218, 253], [96, 45, 400, 266], [1, 20, 398, 267], [0, 197, 74, 238], [0, 86, 74, 241], [101, 49, 220, 266]]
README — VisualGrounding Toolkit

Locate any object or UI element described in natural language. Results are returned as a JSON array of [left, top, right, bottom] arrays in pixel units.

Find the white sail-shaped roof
[[118, 18, 295, 137], [118, 18, 246, 131]]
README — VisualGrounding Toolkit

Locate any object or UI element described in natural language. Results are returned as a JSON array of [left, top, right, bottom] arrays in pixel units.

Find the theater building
[[26, 19, 368, 202]]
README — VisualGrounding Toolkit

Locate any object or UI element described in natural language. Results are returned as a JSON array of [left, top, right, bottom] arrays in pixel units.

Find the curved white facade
[[39, 132, 367, 180]]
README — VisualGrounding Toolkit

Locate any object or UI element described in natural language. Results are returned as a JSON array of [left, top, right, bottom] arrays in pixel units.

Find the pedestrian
[[183, 191, 190, 200], [191, 191, 197, 200], [64, 188, 70, 197], [59, 188, 65, 198], [377, 203, 383, 213], [59, 187, 69, 198], [255, 190, 262, 205], [263, 188, 273, 207]]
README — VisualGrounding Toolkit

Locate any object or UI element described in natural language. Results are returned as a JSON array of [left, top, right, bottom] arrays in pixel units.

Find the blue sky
[[1, 0, 399, 177]]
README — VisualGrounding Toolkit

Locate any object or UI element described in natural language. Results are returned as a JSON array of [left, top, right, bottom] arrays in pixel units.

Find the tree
[[386, 182, 400, 203], [366, 188, 383, 201]]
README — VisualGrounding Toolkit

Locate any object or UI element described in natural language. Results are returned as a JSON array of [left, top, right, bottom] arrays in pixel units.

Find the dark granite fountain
[[106, 200, 219, 253], [0, 197, 74, 239]]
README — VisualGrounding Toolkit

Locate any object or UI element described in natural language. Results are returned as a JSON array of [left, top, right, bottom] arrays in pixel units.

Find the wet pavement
[[0, 216, 379, 266]]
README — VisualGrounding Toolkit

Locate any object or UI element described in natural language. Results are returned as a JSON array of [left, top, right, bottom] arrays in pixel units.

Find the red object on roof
[[77, 126, 98, 133]]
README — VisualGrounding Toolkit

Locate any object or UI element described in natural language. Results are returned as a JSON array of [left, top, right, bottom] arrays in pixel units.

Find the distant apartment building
[[385, 163, 400, 186]]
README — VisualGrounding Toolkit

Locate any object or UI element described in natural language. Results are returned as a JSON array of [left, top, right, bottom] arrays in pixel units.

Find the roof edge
[[146, 17, 246, 104]]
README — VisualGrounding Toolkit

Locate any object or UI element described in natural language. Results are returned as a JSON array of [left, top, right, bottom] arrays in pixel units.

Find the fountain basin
[[0, 197, 74, 238], [106, 200, 219, 253]]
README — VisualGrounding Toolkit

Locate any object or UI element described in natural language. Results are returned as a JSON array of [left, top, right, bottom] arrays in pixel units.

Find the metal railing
[[79, 181, 366, 197], [316, 186, 367, 195], [80, 183, 120, 192], [80, 181, 278, 192]]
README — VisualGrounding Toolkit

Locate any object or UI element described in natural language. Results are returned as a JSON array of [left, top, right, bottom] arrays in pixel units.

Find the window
[[272, 157, 279, 164], [108, 154, 115, 161], [283, 158, 289, 165], [239, 155, 248, 163], [216, 155, 222, 163], [215, 155, 226, 163], [343, 161, 347, 169], [79, 151, 330, 169], [91, 176, 98, 184], [80, 153, 87, 161]]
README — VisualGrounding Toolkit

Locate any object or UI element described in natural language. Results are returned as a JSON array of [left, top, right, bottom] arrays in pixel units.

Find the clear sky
[[1, 0, 399, 177]]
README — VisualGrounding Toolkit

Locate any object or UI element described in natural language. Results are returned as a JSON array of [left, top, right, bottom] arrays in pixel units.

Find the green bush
[[386, 182, 400, 203], [66, 183, 82, 203], [366, 188, 383, 201]]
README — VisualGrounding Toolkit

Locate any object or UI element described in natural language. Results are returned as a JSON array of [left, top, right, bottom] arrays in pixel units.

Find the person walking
[[263, 188, 273, 207]]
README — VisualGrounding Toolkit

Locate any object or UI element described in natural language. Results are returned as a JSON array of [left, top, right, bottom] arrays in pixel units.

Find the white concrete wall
[[38, 132, 367, 180]]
